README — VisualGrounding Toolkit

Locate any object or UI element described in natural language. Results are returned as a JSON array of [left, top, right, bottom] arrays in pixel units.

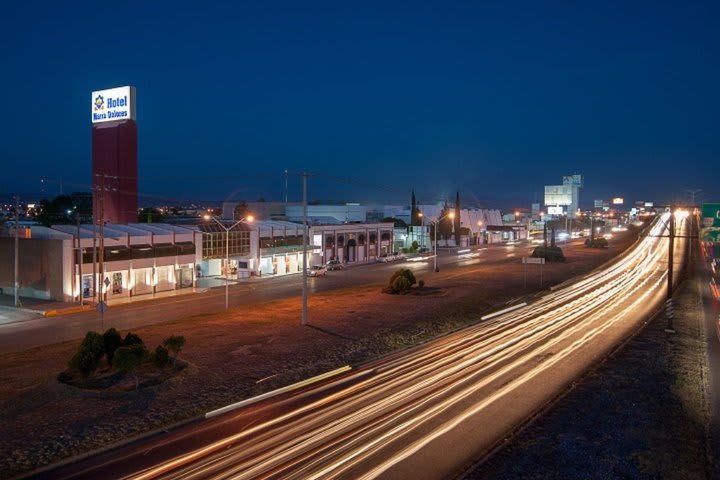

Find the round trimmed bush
[[123, 332, 144, 347], [80, 331, 105, 361], [70, 347, 98, 377], [103, 328, 123, 364], [151, 345, 170, 368]]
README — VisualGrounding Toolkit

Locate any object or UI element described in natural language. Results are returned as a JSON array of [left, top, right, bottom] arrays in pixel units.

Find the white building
[[0, 223, 202, 303]]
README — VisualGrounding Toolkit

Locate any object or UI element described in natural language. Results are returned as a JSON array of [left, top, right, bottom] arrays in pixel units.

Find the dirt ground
[[463, 277, 709, 480], [0, 235, 644, 478]]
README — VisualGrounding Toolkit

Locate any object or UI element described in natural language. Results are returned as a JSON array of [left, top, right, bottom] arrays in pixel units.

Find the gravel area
[[463, 278, 710, 480]]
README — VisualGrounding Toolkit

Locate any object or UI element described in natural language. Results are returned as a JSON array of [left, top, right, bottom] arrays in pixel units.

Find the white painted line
[[205, 365, 352, 419], [481, 302, 527, 321]]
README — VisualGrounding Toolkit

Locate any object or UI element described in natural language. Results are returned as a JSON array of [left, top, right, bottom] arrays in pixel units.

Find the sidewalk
[[0, 273, 279, 318]]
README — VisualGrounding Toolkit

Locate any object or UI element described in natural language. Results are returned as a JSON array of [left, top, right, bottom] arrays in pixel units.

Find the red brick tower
[[91, 86, 138, 224]]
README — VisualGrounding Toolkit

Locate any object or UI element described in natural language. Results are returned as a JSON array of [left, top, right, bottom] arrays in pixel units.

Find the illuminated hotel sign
[[612, 198, 624, 205], [91, 86, 135, 124]]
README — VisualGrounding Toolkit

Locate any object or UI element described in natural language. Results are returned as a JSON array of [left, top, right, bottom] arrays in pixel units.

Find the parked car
[[377, 253, 394, 263], [307, 265, 327, 277], [325, 259, 344, 271], [393, 251, 406, 261]]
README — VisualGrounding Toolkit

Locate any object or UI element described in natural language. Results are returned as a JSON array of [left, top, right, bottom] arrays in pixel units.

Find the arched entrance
[[346, 238, 357, 262]]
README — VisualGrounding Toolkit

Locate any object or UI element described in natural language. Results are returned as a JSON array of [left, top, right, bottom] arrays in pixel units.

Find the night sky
[[2, 1, 718, 210]]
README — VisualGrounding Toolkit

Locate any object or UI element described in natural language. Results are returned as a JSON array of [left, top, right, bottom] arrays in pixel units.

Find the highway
[[42, 214, 688, 479]]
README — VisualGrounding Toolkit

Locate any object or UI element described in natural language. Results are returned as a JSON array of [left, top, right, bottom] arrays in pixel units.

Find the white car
[[307, 265, 327, 277], [377, 253, 393, 263]]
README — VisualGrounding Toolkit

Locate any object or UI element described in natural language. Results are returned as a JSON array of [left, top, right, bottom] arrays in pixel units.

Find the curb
[[481, 303, 528, 321], [44, 305, 94, 317], [206, 365, 352, 418]]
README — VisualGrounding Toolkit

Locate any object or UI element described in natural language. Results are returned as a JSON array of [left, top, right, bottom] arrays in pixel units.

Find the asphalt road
[[36, 216, 685, 479], [0, 240, 565, 353]]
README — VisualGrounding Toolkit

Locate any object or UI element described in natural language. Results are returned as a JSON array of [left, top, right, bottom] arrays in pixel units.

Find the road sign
[[96, 301, 108, 314], [703, 203, 720, 228], [522, 257, 546, 264]]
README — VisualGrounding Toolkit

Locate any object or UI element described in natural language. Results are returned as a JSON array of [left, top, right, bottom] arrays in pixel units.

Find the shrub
[[163, 335, 186, 370], [80, 331, 105, 361], [70, 346, 98, 377], [150, 345, 170, 368], [389, 268, 416, 287], [103, 328, 123, 364], [531, 246, 565, 262], [411, 240, 419, 251], [585, 237, 609, 248], [113, 344, 148, 389], [383, 268, 417, 294], [418, 279, 425, 288], [391, 275, 411, 293], [123, 332, 144, 347]]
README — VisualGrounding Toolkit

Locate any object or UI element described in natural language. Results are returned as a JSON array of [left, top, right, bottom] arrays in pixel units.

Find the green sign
[[702, 203, 720, 228]]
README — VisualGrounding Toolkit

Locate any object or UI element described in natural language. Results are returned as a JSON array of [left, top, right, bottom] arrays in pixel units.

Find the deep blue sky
[[2, 1, 718, 209]]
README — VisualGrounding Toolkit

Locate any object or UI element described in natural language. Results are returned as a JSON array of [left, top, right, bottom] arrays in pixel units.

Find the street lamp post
[[209, 215, 254, 310], [432, 211, 455, 272], [418, 212, 425, 250]]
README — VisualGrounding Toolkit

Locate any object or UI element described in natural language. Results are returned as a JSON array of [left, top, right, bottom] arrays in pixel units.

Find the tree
[[411, 190, 419, 227], [137, 207, 166, 223], [233, 202, 250, 220], [438, 202, 453, 240], [382, 217, 407, 228], [454, 191, 461, 245], [113, 344, 148, 389], [163, 335, 186, 370], [80, 331, 105, 362], [36, 195, 75, 226]]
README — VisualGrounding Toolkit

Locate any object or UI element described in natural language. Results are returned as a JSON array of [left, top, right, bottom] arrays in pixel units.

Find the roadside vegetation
[[382, 268, 428, 294], [59, 329, 186, 391]]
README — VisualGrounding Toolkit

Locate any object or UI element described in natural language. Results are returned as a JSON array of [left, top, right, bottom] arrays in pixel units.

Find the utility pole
[[13, 195, 20, 307], [77, 211, 83, 306], [99, 175, 106, 304], [687, 189, 702, 205], [92, 187, 97, 303], [284, 169, 288, 204], [665, 210, 675, 333], [301, 172, 309, 326]]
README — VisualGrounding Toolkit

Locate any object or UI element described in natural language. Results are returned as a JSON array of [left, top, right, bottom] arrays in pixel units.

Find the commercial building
[[0, 223, 201, 303], [544, 174, 583, 218]]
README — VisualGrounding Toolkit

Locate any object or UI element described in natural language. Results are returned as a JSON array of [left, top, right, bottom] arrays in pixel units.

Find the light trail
[[121, 215, 684, 480]]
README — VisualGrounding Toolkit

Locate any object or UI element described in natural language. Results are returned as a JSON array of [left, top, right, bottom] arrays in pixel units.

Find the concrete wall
[[0, 237, 65, 301]]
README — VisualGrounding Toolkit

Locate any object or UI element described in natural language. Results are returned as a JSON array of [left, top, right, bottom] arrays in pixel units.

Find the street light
[[432, 211, 455, 272], [209, 215, 254, 310], [477, 220, 483, 245], [418, 212, 425, 250]]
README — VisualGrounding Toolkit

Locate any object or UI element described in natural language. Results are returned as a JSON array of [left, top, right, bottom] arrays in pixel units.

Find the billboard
[[702, 203, 720, 228], [548, 206, 564, 215], [545, 185, 573, 206], [562, 174, 583, 188], [91, 86, 135, 124], [612, 198, 624, 205]]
